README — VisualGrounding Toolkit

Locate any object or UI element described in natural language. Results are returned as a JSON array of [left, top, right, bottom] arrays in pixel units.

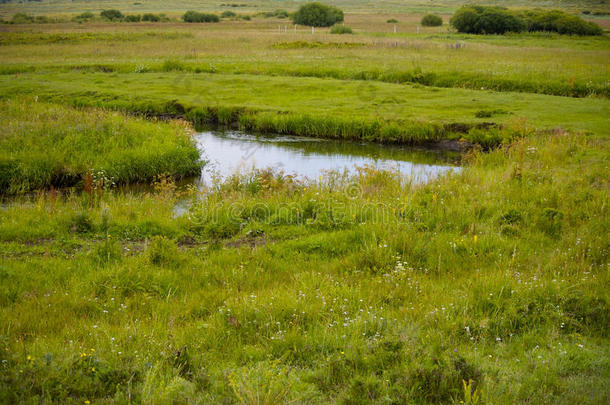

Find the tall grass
[[0, 98, 202, 194]]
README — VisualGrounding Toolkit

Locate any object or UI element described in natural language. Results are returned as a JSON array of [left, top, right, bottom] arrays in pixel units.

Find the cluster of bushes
[[291, 2, 343, 27], [421, 14, 443, 27], [521, 9, 603, 35], [182, 10, 220, 23], [78, 10, 168, 23], [450, 6, 603, 35]]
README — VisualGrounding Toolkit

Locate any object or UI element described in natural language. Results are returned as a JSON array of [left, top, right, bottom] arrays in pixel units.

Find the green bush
[[291, 2, 344, 27], [142, 13, 161, 22], [125, 15, 141, 22], [330, 24, 353, 34], [182, 11, 220, 23], [450, 5, 602, 35], [387, 18, 398, 23], [421, 14, 443, 27], [100, 9, 124, 21], [221, 10, 237, 18]]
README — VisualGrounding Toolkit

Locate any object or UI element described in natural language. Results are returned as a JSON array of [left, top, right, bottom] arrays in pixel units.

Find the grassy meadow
[[0, 0, 609, 403]]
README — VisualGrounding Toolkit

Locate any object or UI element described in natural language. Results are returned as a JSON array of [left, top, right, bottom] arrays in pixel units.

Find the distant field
[[1, 0, 609, 18], [1, 18, 608, 99]]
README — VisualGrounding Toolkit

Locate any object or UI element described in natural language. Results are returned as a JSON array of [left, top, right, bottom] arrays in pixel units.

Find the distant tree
[[421, 14, 442, 27], [100, 9, 124, 21], [386, 18, 398, 23], [221, 10, 236, 18], [291, 2, 344, 27]]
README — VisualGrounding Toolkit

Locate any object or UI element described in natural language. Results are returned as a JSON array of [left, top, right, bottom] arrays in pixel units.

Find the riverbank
[[0, 98, 202, 194]]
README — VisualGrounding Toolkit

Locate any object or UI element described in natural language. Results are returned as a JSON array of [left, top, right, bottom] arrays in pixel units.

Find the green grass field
[[0, 1, 609, 403]]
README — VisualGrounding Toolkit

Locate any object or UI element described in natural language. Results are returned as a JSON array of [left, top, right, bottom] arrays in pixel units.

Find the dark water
[[195, 131, 462, 185]]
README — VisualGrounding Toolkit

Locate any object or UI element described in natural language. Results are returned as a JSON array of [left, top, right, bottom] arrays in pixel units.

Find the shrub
[[125, 14, 141, 22], [221, 10, 237, 18], [330, 24, 353, 34], [387, 18, 398, 23], [451, 6, 525, 34], [421, 14, 443, 27], [182, 11, 220, 23], [291, 2, 344, 27], [142, 13, 161, 22], [100, 9, 124, 21]]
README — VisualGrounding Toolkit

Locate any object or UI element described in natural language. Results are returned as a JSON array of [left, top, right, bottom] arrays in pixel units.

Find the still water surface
[[194, 131, 461, 185]]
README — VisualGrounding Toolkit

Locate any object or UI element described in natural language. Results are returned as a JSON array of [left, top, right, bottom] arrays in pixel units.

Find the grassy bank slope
[[0, 72, 608, 147], [0, 98, 202, 194]]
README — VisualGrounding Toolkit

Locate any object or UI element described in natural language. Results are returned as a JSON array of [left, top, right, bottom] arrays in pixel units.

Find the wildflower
[[26, 355, 32, 361]]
